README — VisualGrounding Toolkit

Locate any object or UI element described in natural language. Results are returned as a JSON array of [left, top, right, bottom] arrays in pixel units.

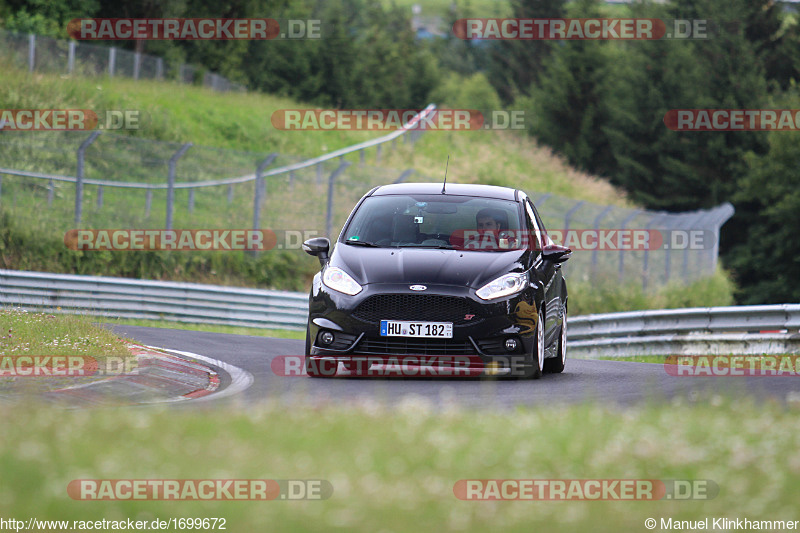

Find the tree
[[2, 0, 100, 37], [486, 0, 566, 104], [430, 71, 502, 110], [523, 0, 612, 174], [600, 0, 769, 210], [726, 89, 800, 303], [425, 0, 493, 77], [245, 0, 440, 108], [671, 0, 800, 91]]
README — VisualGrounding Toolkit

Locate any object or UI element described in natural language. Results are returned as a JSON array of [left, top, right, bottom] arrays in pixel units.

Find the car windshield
[[341, 194, 524, 251]]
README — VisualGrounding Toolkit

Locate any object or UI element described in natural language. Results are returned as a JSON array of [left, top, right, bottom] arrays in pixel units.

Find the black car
[[301, 183, 570, 379]]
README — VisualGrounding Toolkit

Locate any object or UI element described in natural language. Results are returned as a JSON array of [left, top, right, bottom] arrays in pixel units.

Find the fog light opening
[[320, 331, 335, 345], [504, 338, 519, 352]]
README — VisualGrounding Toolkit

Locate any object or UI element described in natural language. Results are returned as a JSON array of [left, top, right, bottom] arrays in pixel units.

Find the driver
[[476, 208, 507, 232], [463, 208, 510, 250]]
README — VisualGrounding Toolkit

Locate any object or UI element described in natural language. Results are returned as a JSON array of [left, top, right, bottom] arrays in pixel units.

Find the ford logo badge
[[410, 285, 427, 291]]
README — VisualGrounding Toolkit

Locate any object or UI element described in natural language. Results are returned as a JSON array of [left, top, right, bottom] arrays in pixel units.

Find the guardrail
[[2, 269, 799, 356], [0, 269, 309, 330], [568, 306, 800, 357]]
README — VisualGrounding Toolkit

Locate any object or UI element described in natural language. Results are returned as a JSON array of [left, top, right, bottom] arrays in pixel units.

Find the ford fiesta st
[[302, 183, 570, 378]]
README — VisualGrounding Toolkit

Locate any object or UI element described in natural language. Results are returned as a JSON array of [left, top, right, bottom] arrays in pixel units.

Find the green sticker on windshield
[[348, 236, 360, 240]]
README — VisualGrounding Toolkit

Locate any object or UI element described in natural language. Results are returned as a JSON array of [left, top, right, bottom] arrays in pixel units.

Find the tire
[[305, 327, 336, 378], [521, 306, 545, 379], [544, 309, 567, 374]]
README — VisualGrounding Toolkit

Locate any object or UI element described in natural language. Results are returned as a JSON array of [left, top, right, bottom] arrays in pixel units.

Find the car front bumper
[[306, 279, 541, 374]]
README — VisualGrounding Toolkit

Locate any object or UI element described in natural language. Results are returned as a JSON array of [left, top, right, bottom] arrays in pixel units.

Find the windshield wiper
[[344, 239, 380, 247], [397, 243, 455, 249]]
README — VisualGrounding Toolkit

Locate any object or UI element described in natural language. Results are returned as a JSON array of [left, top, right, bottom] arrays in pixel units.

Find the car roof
[[370, 182, 519, 201]]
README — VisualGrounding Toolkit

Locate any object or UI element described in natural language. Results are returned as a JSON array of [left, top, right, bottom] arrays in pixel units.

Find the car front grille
[[352, 294, 482, 325], [352, 337, 478, 356]]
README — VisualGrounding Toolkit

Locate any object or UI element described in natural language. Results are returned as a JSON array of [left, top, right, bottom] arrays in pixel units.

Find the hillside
[[0, 60, 626, 206]]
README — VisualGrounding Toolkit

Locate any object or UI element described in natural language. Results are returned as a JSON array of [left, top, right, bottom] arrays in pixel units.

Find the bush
[[568, 267, 735, 315], [430, 72, 502, 111]]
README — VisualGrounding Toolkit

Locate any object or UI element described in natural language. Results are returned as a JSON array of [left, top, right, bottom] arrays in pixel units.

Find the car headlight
[[476, 272, 527, 301], [322, 266, 363, 296]]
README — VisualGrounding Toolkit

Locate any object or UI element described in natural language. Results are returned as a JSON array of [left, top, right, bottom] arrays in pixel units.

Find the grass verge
[[101, 317, 304, 340], [1, 396, 799, 532], [0, 309, 133, 394]]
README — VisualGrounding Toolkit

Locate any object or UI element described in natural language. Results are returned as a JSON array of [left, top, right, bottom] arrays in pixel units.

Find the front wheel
[[520, 306, 545, 379], [544, 310, 566, 374]]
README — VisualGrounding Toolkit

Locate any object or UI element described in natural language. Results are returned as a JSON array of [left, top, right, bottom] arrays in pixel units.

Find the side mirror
[[303, 237, 331, 266], [542, 243, 571, 263]]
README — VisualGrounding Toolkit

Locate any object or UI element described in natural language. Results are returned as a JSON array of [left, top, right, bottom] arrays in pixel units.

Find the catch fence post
[[166, 143, 192, 230]]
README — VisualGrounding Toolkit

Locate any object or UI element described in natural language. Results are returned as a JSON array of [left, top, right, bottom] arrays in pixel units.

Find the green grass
[[0, 308, 130, 357], [568, 266, 736, 316], [0, 309, 133, 394], [100, 317, 304, 340], [1, 396, 799, 531], [0, 60, 374, 154]]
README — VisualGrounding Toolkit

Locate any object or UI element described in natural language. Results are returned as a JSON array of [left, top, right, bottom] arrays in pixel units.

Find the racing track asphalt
[[108, 325, 800, 410]]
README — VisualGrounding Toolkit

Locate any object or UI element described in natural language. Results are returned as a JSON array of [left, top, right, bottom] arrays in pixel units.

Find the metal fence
[[0, 29, 244, 92], [525, 196, 734, 289], [3, 269, 797, 357], [0, 102, 733, 288], [0, 105, 434, 239]]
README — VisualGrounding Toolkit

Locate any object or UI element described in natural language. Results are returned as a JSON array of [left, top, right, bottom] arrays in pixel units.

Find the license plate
[[380, 320, 453, 338]]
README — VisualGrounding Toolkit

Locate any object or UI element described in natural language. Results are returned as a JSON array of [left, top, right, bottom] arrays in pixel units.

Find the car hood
[[331, 244, 528, 289]]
